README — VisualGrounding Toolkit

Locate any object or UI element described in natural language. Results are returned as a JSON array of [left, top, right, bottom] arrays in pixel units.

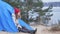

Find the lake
[[43, 7, 60, 26]]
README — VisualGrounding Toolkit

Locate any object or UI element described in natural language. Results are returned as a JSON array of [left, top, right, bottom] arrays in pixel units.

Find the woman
[[14, 7, 22, 29]]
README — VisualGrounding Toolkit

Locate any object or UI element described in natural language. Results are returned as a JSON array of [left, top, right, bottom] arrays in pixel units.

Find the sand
[[0, 25, 60, 34]]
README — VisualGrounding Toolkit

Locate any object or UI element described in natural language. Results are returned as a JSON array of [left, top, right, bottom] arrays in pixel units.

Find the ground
[[0, 25, 60, 34]]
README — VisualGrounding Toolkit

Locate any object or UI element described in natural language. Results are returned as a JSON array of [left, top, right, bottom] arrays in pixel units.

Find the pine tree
[[3, 0, 53, 24]]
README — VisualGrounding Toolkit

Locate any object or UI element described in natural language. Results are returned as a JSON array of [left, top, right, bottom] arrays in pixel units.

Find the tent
[[0, 0, 18, 32], [0, 0, 35, 33]]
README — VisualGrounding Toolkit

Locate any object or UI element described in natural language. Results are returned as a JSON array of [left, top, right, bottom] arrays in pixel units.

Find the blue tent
[[0, 0, 18, 32], [0, 0, 34, 32]]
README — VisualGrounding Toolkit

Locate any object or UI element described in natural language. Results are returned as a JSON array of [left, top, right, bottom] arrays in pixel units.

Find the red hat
[[14, 7, 21, 14]]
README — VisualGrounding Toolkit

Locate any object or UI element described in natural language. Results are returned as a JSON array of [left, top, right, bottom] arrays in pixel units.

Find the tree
[[3, 0, 53, 24]]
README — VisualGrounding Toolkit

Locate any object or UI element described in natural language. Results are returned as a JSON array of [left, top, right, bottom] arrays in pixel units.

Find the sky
[[42, 0, 60, 2]]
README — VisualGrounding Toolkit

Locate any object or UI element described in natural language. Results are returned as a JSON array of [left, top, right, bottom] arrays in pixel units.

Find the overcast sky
[[42, 0, 60, 2]]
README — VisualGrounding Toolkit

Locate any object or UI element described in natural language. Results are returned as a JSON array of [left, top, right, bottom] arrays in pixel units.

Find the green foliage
[[3, 0, 53, 23]]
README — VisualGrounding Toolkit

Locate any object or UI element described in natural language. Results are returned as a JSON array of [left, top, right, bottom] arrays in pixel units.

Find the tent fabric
[[18, 19, 34, 31], [0, 1, 18, 32], [0, 1, 14, 14]]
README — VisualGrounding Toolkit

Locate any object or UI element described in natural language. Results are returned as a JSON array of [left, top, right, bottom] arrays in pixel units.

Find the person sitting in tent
[[13, 7, 22, 28]]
